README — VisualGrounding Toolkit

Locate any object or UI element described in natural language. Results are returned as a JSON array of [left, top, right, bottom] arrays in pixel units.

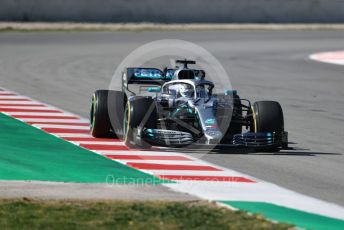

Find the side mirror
[[147, 87, 161, 93]]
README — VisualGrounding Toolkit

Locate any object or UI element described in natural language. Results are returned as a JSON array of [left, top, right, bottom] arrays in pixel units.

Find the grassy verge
[[0, 113, 164, 184], [0, 199, 292, 229]]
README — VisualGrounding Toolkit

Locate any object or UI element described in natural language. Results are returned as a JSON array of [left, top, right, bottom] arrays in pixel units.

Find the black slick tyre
[[124, 97, 157, 148], [251, 101, 284, 133], [251, 101, 284, 152], [90, 90, 127, 138]]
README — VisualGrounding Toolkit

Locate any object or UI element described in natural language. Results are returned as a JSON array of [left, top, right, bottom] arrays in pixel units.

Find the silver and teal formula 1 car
[[90, 60, 288, 151]]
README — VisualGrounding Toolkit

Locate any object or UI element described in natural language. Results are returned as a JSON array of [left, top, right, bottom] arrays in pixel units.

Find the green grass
[[223, 201, 344, 230], [0, 199, 292, 230], [0, 112, 165, 184]]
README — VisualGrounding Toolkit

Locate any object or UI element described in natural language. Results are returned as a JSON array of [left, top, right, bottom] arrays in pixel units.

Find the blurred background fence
[[1, 0, 344, 23]]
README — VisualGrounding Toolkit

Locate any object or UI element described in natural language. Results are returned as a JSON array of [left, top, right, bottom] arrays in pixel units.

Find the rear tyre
[[90, 90, 127, 138], [251, 101, 284, 152], [124, 97, 157, 148]]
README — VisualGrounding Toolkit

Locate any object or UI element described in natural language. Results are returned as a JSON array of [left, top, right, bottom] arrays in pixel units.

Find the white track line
[[120, 160, 212, 165], [99, 150, 188, 156], [19, 118, 86, 123], [310, 50, 344, 66], [71, 141, 125, 145], [5, 112, 74, 116], [0, 106, 53, 109], [53, 133, 94, 138], [146, 170, 246, 177], [0, 101, 44, 105], [32, 124, 90, 129], [165, 181, 344, 220], [0, 96, 31, 99]]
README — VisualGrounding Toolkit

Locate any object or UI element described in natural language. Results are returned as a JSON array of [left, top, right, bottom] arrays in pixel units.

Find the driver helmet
[[179, 84, 194, 98]]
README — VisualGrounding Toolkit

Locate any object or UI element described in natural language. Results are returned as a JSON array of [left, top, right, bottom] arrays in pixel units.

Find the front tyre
[[251, 101, 284, 133], [90, 90, 126, 138], [251, 101, 285, 151], [124, 97, 157, 148]]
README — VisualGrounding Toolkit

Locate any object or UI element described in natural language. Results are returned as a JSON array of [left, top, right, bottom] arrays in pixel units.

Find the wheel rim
[[90, 94, 96, 130], [123, 101, 130, 142], [250, 106, 257, 132]]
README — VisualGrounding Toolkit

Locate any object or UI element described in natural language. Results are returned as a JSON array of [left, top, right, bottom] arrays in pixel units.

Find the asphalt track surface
[[0, 180, 195, 201], [0, 30, 343, 206]]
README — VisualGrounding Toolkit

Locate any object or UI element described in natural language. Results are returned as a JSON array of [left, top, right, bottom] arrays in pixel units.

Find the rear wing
[[122, 67, 171, 95], [122, 68, 167, 86]]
